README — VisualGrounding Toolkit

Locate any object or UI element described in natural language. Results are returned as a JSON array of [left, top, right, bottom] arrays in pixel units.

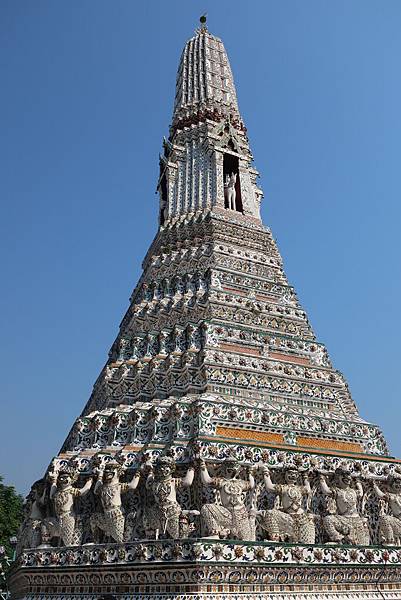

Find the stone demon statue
[[90, 461, 141, 543], [16, 479, 50, 554], [259, 465, 315, 543], [143, 455, 197, 539], [372, 475, 401, 545], [200, 458, 255, 540], [48, 467, 93, 547], [319, 468, 369, 545]]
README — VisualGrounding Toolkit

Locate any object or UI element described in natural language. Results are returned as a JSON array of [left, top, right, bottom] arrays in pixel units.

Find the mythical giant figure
[[372, 475, 401, 545], [143, 455, 196, 539], [259, 466, 315, 543], [90, 461, 140, 543], [48, 467, 93, 547], [200, 458, 255, 541], [319, 468, 369, 545], [224, 172, 237, 210], [16, 479, 50, 554]]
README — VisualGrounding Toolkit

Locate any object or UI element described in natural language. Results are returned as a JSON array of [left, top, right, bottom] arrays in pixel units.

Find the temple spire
[[157, 25, 263, 225], [12, 23, 401, 600], [172, 23, 240, 123]]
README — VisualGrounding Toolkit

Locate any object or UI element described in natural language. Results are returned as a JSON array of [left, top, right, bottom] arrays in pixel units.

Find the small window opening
[[223, 153, 243, 212]]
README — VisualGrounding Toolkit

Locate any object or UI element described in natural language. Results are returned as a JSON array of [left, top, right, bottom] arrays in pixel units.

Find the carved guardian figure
[[200, 458, 255, 541], [90, 461, 140, 543], [373, 475, 401, 545], [49, 467, 93, 547], [259, 466, 315, 543], [320, 468, 369, 545], [16, 479, 50, 554], [224, 172, 237, 210], [143, 456, 196, 539]]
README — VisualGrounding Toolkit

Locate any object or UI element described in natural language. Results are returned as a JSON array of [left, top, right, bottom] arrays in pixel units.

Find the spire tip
[[199, 14, 207, 32]]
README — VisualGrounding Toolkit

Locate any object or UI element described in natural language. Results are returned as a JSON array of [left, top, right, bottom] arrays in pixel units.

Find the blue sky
[[1, 1, 400, 494]]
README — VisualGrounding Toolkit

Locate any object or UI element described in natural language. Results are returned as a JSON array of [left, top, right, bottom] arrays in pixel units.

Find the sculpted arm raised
[[372, 480, 386, 499], [303, 472, 312, 496], [78, 477, 93, 495], [48, 475, 57, 500], [145, 468, 155, 489], [128, 470, 141, 491], [93, 480, 102, 495], [319, 473, 332, 496], [92, 464, 105, 495], [262, 466, 276, 493], [247, 466, 255, 491], [181, 465, 195, 487], [92, 468, 104, 495], [355, 478, 364, 499], [199, 459, 214, 486]]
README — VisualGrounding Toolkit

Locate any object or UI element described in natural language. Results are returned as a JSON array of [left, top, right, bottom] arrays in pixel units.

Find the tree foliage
[[0, 476, 23, 556]]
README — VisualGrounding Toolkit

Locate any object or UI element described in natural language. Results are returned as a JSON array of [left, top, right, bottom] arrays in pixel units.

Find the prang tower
[[11, 20, 401, 600]]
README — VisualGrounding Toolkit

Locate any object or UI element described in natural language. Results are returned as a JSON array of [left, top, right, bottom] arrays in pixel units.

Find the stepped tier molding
[[11, 19, 400, 600]]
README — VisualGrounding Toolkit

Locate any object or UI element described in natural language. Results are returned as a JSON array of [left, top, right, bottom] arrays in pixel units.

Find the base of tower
[[9, 539, 401, 599]]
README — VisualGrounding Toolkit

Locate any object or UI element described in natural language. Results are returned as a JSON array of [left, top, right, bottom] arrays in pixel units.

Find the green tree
[[0, 476, 23, 556]]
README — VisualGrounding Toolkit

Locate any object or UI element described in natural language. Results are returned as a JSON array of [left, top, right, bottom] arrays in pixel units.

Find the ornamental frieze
[[207, 324, 329, 366], [142, 248, 287, 290], [147, 213, 278, 258], [134, 272, 210, 304], [66, 397, 385, 456], [127, 292, 307, 331], [208, 290, 308, 321], [216, 271, 298, 303], [109, 328, 335, 382], [211, 305, 313, 338], [204, 351, 339, 385], [148, 243, 213, 271], [118, 299, 313, 349], [213, 255, 287, 282], [99, 359, 346, 410], [10, 564, 401, 600], [14, 449, 400, 558], [17, 540, 401, 570], [124, 307, 210, 334], [213, 242, 282, 269], [109, 325, 204, 363], [204, 367, 341, 402]]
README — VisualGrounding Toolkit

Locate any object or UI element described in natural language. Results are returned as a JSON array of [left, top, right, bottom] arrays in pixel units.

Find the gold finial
[[199, 14, 207, 32]]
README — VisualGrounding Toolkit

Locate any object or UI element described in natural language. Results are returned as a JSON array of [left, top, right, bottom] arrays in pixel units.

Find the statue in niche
[[143, 456, 197, 539], [16, 479, 51, 554], [319, 468, 369, 545], [258, 466, 315, 543], [90, 461, 140, 543], [48, 467, 93, 547], [224, 172, 237, 210], [200, 458, 255, 540], [372, 475, 401, 545]]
